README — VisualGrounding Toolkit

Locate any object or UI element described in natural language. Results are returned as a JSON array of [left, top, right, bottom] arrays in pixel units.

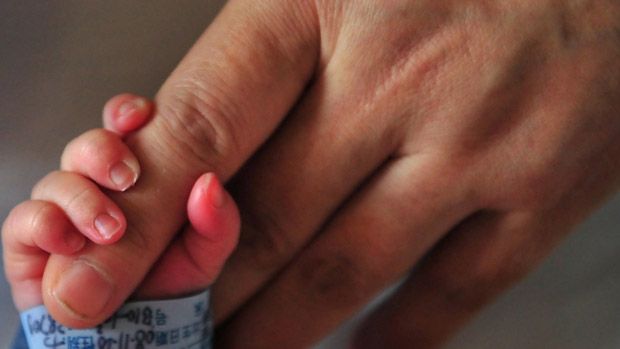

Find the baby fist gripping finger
[[58, 95, 238, 304], [14, 173, 239, 330], [40, 0, 317, 329], [2, 98, 153, 314], [65, 97, 241, 302]]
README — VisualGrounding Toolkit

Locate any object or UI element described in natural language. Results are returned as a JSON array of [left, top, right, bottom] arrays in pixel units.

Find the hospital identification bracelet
[[20, 289, 212, 349]]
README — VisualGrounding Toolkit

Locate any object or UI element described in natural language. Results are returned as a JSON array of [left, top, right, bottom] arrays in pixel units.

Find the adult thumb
[[42, 0, 318, 328]]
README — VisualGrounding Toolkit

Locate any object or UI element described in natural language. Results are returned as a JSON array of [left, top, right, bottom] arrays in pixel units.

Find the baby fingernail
[[52, 261, 114, 320], [118, 97, 146, 119], [94, 213, 120, 240], [206, 173, 226, 208], [110, 161, 138, 191]]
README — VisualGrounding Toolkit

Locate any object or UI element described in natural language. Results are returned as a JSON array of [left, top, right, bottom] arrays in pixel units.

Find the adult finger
[[31, 171, 127, 244], [216, 155, 478, 347], [61, 129, 141, 192], [3, 200, 84, 310], [352, 210, 567, 348], [42, 0, 319, 328], [102, 93, 153, 135], [212, 73, 404, 321], [135, 173, 240, 299], [353, 154, 620, 348]]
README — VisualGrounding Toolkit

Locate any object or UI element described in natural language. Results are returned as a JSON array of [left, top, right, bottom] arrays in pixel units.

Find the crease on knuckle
[[27, 202, 54, 239], [63, 186, 92, 215], [297, 253, 370, 309], [157, 80, 241, 175], [237, 208, 294, 271]]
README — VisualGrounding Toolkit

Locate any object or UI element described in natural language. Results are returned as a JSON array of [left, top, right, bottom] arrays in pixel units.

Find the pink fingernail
[[109, 161, 139, 191], [206, 173, 226, 208], [94, 214, 120, 240], [117, 97, 146, 119]]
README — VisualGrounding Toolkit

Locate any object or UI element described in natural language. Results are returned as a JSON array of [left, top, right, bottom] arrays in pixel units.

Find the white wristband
[[20, 289, 212, 349]]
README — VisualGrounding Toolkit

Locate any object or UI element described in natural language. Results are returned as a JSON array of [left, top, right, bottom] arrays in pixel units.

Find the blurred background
[[1, 1, 619, 348]]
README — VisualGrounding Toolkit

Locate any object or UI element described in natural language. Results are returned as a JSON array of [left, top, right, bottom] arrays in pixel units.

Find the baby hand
[[2, 94, 240, 322]]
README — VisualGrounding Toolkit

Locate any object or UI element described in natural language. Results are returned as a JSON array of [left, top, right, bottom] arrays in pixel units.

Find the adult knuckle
[[156, 79, 241, 173], [237, 208, 294, 271], [297, 253, 370, 308]]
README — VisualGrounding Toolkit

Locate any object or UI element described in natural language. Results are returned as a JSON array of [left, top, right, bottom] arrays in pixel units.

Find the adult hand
[[41, 1, 620, 348], [209, 1, 620, 347]]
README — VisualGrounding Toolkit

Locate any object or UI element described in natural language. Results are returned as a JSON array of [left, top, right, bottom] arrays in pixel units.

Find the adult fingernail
[[109, 161, 138, 191], [206, 173, 226, 208], [117, 97, 146, 119], [52, 261, 114, 320], [94, 213, 120, 240]]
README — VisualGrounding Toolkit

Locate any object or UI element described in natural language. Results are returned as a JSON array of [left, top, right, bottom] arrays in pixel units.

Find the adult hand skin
[[211, 1, 620, 348], [40, 0, 620, 348]]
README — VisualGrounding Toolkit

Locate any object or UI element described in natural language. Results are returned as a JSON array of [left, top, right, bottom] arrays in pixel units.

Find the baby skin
[[2, 94, 240, 327]]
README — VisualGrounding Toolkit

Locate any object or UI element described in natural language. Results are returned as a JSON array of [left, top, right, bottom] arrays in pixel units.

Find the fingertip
[[187, 173, 240, 243], [187, 173, 214, 237], [102, 93, 153, 135], [61, 129, 141, 192], [188, 173, 220, 204], [206, 173, 226, 208]]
